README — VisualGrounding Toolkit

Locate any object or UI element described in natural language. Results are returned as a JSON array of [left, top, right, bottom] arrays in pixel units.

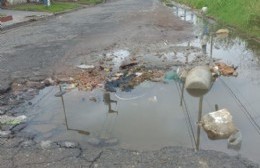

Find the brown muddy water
[[22, 4, 260, 165]]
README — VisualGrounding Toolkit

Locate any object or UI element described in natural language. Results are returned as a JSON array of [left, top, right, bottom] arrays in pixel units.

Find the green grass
[[78, 0, 103, 5], [11, 2, 80, 13], [169, 0, 260, 38], [0, 14, 7, 17]]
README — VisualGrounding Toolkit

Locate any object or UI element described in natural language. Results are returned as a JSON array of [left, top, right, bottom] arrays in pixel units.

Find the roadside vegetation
[[165, 0, 260, 38], [11, 2, 80, 13], [8, 0, 103, 13], [78, 0, 103, 5]]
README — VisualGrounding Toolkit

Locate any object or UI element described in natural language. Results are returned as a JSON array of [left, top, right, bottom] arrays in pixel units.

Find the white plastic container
[[185, 66, 212, 97]]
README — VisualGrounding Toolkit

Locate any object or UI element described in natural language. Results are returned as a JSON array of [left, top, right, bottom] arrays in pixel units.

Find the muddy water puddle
[[21, 3, 260, 165], [25, 81, 192, 150]]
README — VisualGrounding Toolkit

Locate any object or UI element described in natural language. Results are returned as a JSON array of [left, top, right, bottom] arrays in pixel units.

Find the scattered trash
[[105, 68, 164, 92], [44, 77, 55, 86], [0, 115, 27, 125], [164, 70, 180, 81], [201, 7, 208, 14], [105, 74, 136, 92], [62, 83, 77, 91], [185, 66, 212, 97], [212, 62, 238, 76], [77, 64, 95, 69], [216, 29, 229, 34], [73, 69, 106, 91], [201, 109, 237, 140], [120, 61, 138, 69], [135, 72, 143, 77], [56, 77, 74, 83], [228, 130, 242, 151]]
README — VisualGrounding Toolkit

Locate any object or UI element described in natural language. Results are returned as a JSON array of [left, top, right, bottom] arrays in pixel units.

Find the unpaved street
[[0, 0, 259, 167]]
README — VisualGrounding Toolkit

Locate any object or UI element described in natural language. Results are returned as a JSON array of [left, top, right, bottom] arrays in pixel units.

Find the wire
[[220, 78, 260, 136], [175, 81, 196, 149]]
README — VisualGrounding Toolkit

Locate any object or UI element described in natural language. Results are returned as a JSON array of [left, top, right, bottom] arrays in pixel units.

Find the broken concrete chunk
[[201, 109, 237, 140]]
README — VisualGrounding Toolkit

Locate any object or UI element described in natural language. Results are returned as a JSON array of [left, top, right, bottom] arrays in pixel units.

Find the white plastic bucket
[[185, 66, 212, 97]]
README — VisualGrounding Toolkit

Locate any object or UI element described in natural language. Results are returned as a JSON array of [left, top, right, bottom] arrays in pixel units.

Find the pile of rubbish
[[105, 66, 165, 92], [211, 62, 238, 77]]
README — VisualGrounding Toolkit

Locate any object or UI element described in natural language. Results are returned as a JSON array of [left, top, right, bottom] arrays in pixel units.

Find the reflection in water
[[103, 92, 118, 114], [195, 96, 203, 151], [201, 18, 209, 54], [59, 87, 119, 138], [59, 85, 90, 135]]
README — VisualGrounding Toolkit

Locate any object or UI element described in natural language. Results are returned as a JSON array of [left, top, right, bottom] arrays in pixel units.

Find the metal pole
[[60, 85, 69, 130], [210, 34, 213, 65], [180, 82, 185, 106], [196, 96, 203, 151]]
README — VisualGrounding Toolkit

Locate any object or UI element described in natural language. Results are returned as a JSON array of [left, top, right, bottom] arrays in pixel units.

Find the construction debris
[[201, 109, 237, 140]]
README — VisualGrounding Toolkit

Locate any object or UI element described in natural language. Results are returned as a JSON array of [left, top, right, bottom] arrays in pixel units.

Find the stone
[[0, 130, 11, 138], [87, 137, 101, 146], [201, 109, 237, 140], [20, 140, 36, 147], [43, 77, 55, 86], [40, 140, 53, 149], [58, 141, 78, 148], [104, 138, 119, 146]]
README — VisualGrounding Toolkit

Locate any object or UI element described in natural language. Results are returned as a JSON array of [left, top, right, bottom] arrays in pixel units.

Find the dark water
[[23, 4, 260, 165]]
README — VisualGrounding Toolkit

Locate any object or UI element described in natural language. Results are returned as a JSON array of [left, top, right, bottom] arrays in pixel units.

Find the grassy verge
[[9, 0, 103, 13], [78, 0, 103, 5], [167, 0, 260, 38], [11, 2, 80, 13], [0, 14, 7, 17]]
